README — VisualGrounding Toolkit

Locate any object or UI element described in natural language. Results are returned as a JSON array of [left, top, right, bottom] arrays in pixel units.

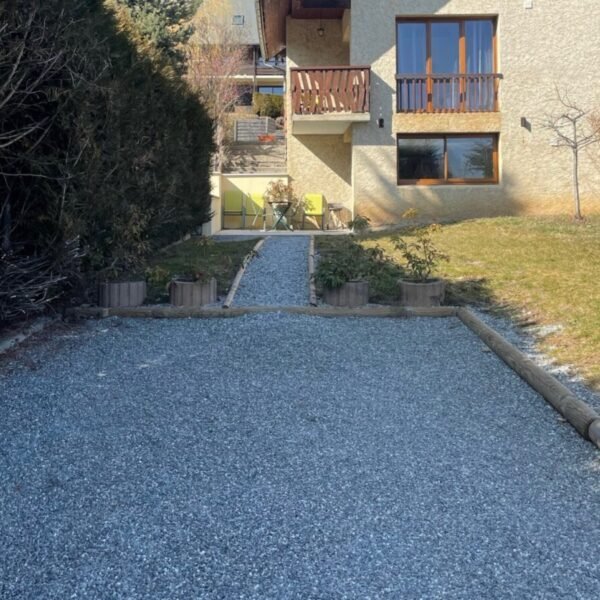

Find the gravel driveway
[[1, 315, 599, 599], [234, 236, 309, 306]]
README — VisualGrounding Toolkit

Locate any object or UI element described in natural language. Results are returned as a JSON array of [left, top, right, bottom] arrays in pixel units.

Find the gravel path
[[1, 315, 599, 599], [234, 236, 309, 306]]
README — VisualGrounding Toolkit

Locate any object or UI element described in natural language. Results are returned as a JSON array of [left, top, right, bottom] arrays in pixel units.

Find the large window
[[396, 18, 498, 112], [397, 134, 498, 185], [258, 86, 284, 96]]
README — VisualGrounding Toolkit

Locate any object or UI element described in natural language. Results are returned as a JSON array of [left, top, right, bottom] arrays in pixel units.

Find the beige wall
[[204, 174, 223, 235], [286, 18, 353, 222], [345, 0, 600, 224], [220, 173, 288, 196], [212, 173, 290, 230]]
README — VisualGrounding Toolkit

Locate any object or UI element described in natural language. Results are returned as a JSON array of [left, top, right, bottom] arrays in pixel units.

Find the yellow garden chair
[[301, 193, 325, 230], [245, 192, 266, 229], [222, 190, 244, 228]]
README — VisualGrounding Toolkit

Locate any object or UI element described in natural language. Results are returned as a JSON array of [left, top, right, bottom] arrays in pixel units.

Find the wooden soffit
[[256, 0, 349, 58], [256, 0, 291, 59], [291, 0, 348, 19]]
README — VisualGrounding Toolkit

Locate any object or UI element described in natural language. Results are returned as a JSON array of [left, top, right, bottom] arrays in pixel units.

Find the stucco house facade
[[253, 0, 600, 226]]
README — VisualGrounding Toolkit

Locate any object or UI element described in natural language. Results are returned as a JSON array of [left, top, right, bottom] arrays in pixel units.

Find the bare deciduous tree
[[543, 88, 600, 221], [186, 0, 249, 171]]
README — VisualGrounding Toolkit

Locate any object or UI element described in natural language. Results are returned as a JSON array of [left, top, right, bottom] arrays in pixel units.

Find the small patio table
[[269, 201, 294, 231]]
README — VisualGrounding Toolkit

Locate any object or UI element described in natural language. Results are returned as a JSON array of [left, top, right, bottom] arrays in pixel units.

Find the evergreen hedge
[[0, 0, 214, 322]]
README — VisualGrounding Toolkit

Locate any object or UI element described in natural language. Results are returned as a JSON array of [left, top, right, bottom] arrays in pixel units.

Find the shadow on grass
[[319, 235, 534, 319], [145, 238, 257, 302], [445, 277, 547, 335]]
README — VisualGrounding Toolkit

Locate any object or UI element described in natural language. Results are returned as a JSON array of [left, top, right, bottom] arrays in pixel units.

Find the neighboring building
[[202, 0, 285, 109], [252, 0, 600, 225]]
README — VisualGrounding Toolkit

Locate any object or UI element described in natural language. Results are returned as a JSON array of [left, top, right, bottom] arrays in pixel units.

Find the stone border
[[222, 238, 266, 309], [63, 301, 600, 449], [308, 236, 317, 307]]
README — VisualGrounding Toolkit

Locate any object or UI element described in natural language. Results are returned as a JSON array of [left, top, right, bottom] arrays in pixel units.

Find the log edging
[[66, 305, 457, 319], [222, 238, 266, 309], [308, 236, 317, 306], [457, 307, 600, 448]]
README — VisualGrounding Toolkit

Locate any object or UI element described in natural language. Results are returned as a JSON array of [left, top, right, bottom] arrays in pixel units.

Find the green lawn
[[146, 237, 258, 303], [363, 216, 600, 388]]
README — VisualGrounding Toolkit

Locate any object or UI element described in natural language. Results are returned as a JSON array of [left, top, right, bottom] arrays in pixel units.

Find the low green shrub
[[315, 238, 403, 302]]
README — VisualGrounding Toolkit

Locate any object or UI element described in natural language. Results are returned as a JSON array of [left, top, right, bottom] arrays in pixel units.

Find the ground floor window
[[257, 85, 284, 96], [397, 134, 498, 185]]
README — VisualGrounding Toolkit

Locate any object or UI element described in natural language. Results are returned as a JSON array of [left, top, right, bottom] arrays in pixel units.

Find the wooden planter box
[[323, 280, 369, 308], [399, 279, 445, 307], [98, 281, 146, 308], [169, 278, 217, 307]]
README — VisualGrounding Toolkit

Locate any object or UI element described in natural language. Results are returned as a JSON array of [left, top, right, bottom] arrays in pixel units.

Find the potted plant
[[97, 265, 147, 308], [315, 239, 370, 307], [392, 224, 449, 307], [264, 180, 303, 231], [347, 214, 371, 235], [169, 266, 217, 307]]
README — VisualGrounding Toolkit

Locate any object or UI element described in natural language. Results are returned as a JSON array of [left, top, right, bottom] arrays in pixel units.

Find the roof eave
[[254, 0, 269, 60]]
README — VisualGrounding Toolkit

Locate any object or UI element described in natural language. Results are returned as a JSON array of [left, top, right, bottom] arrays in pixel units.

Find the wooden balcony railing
[[396, 73, 502, 113], [291, 66, 371, 115]]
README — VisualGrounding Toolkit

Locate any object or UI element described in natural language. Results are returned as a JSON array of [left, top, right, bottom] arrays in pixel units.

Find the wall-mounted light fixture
[[317, 11, 325, 37]]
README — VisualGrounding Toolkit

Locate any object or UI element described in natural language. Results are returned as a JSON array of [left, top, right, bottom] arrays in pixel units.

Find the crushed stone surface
[[234, 236, 309, 306], [1, 315, 599, 599]]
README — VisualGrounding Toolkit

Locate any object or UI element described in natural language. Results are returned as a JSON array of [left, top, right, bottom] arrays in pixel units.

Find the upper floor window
[[232, 15, 245, 26], [396, 18, 499, 113]]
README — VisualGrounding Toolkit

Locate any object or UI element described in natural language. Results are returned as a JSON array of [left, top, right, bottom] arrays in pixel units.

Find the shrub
[[392, 224, 449, 282], [315, 238, 403, 302], [253, 93, 284, 119], [347, 214, 372, 234]]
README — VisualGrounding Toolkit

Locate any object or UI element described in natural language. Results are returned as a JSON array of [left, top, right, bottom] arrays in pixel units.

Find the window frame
[[396, 16, 498, 78], [397, 133, 499, 186], [257, 85, 284, 96]]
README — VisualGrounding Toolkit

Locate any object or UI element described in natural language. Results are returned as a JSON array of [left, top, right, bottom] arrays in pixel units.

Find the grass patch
[[146, 237, 258, 303], [362, 216, 600, 388]]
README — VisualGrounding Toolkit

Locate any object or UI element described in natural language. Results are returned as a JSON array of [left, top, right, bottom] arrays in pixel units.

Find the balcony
[[396, 73, 502, 113], [290, 66, 371, 134]]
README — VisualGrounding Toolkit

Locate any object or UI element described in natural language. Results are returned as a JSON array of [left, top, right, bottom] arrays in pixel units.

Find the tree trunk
[[214, 121, 226, 173], [572, 120, 583, 222], [572, 148, 583, 221]]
